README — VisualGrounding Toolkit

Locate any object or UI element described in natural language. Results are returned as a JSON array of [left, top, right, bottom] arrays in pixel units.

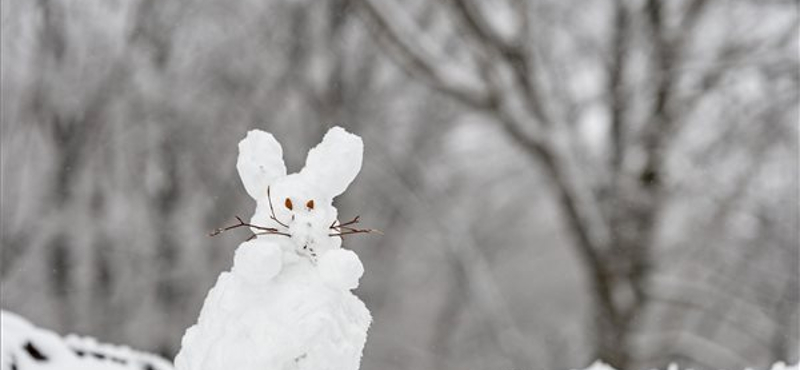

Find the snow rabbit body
[[174, 127, 371, 370]]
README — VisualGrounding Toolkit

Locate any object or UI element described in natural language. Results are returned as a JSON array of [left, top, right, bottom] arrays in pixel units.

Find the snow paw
[[232, 239, 283, 284], [317, 249, 364, 290]]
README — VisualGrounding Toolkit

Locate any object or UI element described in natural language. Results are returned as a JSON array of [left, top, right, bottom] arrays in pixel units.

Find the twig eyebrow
[[267, 186, 290, 228]]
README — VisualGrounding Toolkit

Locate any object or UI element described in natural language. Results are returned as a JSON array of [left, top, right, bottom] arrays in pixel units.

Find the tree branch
[[491, 111, 616, 324], [640, 0, 709, 190], [355, 0, 492, 108], [608, 0, 630, 176], [448, 0, 516, 53], [448, 0, 550, 124]]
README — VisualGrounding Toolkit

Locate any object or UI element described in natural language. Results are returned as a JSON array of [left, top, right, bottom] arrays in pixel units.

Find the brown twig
[[267, 186, 290, 228], [329, 229, 382, 237], [212, 205, 378, 241], [335, 215, 361, 228], [209, 216, 291, 238], [329, 215, 381, 237]]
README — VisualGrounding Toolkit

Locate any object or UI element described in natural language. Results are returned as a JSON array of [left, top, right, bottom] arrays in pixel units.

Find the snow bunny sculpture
[[174, 127, 371, 370]]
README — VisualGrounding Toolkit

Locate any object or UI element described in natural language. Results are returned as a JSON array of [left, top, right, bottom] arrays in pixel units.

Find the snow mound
[[236, 130, 286, 200], [574, 361, 799, 370], [764, 363, 799, 370], [174, 126, 371, 370], [1, 310, 174, 370], [318, 248, 364, 291], [301, 126, 364, 199], [231, 238, 283, 284]]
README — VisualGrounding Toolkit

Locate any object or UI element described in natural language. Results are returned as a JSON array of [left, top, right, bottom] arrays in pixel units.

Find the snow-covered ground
[[2, 308, 797, 370], [1, 310, 174, 370], [578, 361, 799, 370]]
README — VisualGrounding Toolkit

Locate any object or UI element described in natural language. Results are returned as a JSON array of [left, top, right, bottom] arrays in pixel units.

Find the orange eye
[[284, 198, 293, 210], [306, 200, 314, 210]]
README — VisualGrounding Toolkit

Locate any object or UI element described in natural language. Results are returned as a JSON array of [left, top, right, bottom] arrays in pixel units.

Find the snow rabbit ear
[[237, 130, 287, 200], [301, 126, 363, 199]]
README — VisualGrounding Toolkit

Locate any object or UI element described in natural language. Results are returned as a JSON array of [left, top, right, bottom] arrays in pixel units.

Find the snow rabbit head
[[236, 126, 363, 260]]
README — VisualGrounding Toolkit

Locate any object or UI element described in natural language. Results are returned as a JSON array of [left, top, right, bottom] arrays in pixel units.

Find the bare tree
[[353, 0, 798, 366], [2, 0, 795, 368]]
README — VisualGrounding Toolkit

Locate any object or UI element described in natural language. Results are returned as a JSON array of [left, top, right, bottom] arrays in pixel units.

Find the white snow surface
[[577, 362, 799, 370], [1, 308, 796, 370], [236, 130, 287, 201], [174, 126, 371, 370], [0, 310, 174, 370]]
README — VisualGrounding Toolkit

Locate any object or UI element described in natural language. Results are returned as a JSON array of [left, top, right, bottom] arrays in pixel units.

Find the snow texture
[[236, 130, 287, 201], [1, 310, 796, 370], [174, 126, 371, 370], [576, 362, 799, 370], [0, 310, 174, 370]]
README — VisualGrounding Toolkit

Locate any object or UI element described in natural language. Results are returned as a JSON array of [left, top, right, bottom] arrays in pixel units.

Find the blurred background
[[1, 0, 798, 369]]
